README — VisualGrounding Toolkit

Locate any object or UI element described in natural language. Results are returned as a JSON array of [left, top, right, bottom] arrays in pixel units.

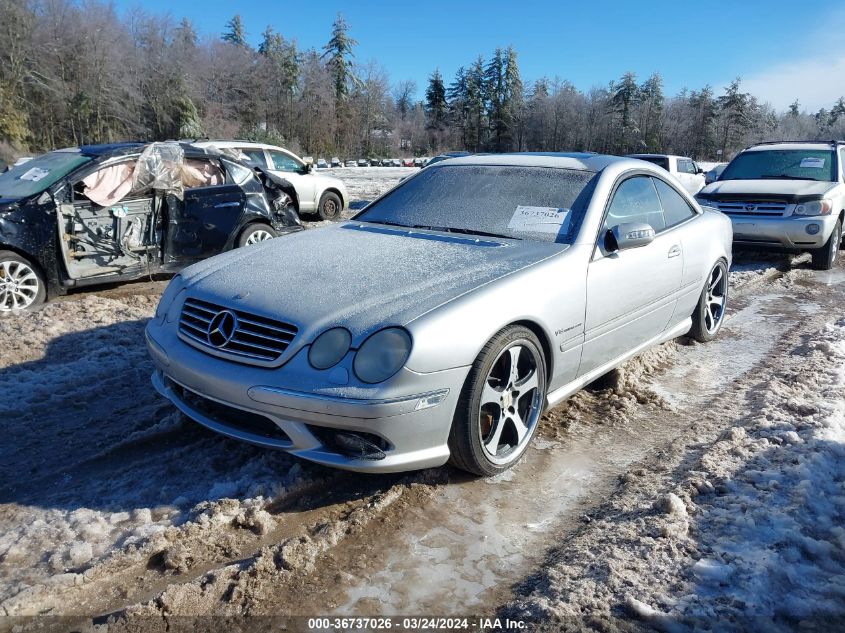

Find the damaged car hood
[[701, 178, 838, 202], [179, 221, 565, 342]]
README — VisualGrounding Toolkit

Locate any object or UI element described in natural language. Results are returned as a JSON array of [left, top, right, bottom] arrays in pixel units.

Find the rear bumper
[[145, 324, 466, 473], [728, 214, 838, 249]]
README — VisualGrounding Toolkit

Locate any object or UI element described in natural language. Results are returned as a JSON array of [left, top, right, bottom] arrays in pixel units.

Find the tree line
[[3, 0, 845, 163]]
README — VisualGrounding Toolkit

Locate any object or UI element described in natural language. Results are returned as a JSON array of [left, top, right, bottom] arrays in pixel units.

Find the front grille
[[169, 378, 291, 443], [179, 297, 298, 363], [716, 200, 789, 217]]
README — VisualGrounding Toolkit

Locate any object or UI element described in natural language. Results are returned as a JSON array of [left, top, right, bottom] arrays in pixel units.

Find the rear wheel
[[0, 250, 46, 311], [811, 219, 842, 271], [317, 191, 342, 221], [448, 325, 547, 476], [689, 259, 728, 343], [237, 224, 278, 247]]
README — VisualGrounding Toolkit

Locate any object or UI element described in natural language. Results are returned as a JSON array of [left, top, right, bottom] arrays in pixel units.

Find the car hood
[[180, 222, 565, 343], [700, 178, 837, 202]]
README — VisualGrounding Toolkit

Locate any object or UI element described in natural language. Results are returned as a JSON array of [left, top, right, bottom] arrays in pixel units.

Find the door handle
[[668, 245, 681, 258], [213, 201, 240, 208]]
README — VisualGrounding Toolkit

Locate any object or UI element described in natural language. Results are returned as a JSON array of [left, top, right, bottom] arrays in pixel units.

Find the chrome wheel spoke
[[511, 411, 529, 444], [516, 368, 538, 394], [709, 267, 723, 292], [484, 416, 506, 453], [507, 346, 522, 385], [480, 382, 503, 409]]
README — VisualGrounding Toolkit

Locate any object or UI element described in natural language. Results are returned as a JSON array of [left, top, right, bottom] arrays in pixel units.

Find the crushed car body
[[0, 141, 302, 310]]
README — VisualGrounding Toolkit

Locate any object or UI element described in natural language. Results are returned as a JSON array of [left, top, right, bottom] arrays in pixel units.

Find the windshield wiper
[[759, 174, 820, 181], [423, 226, 521, 240]]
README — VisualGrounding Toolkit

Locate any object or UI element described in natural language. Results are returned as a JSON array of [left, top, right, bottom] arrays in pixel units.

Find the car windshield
[[632, 156, 670, 171], [0, 151, 91, 199], [353, 164, 598, 243], [720, 149, 836, 182]]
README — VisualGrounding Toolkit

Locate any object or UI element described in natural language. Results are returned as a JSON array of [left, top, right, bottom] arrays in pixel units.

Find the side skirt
[[545, 317, 692, 410]]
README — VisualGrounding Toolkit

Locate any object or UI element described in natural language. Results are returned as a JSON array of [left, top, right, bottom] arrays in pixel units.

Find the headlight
[[793, 199, 833, 216], [155, 275, 184, 322], [353, 328, 412, 384], [308, 327, 352, 369]]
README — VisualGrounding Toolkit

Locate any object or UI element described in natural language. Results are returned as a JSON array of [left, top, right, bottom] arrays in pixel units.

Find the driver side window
[[604, 176, 666, 235], [268, 150, 302, 173]]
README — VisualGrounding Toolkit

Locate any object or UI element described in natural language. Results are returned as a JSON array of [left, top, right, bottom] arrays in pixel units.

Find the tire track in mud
[[1, 258, 837, 625]]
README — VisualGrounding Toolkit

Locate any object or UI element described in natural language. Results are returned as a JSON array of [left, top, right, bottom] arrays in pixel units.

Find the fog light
[[807, 223, 821, 235], [415, 389, 449, 411]]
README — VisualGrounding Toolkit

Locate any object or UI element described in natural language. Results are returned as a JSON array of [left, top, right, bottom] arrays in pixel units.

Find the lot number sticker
[[799, 157, 825, 168], [508, 206, 572, 235]]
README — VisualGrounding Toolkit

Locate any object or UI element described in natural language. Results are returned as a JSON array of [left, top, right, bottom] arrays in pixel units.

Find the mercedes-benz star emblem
[[207, 310, 238, 348]]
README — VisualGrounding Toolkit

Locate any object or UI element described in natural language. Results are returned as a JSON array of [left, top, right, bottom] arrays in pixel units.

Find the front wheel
[[448, 325, 547, 476], [317, 191, 343, 221], [811, 219, 842, 271], [237, 224, 278, 247], [0, 250, 46, 311], [689, 259, 728, 343]]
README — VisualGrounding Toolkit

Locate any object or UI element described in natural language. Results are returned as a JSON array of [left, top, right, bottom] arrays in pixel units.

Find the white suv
[[627, 154, 706, 194], [696, 141, 844, 270], [193, 141, 349, 220]]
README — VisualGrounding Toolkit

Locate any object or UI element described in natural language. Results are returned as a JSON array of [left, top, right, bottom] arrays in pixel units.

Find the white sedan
[[193, 141, 349, 220]]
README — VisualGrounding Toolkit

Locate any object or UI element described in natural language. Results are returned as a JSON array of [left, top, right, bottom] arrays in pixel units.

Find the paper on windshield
[[508, 206, 571, 235], [800, 157, 825, 168], [19, 167, 50, 182]]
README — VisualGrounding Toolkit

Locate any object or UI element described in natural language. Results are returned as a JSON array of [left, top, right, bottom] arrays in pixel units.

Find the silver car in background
[[145, 154, 733, 476]]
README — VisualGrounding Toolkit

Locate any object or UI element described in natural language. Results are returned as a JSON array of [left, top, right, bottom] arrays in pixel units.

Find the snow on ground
[[505, 309, 845, 630], [0, 295, 327, 613], [324, 166, 417, 205]]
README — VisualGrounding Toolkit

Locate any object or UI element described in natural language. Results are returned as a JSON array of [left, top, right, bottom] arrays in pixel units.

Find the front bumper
[[145, 323, 466, 473], [728, 214, 838, 249]]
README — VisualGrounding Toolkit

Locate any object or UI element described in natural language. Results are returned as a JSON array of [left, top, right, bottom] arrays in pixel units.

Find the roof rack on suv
[[745, 139, 845, 149]]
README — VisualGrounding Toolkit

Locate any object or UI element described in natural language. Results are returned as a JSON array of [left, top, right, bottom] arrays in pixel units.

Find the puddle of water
[[332, 426, 648, 615]]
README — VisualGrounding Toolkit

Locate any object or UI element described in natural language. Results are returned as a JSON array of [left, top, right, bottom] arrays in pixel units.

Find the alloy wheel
[[478, 341, 543, 465], [0, 260, 40, 311], [245, 229, 274, 245], [704, 263, 727, 334]]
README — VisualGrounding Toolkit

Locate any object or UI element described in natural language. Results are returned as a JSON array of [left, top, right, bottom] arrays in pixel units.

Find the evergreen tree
[[717, 79, 753, 155], [447, 66, 469, 146], [829, 97, 845, 126], [788, 100, 800, 117], [638, 73, 664, 152], [485, 48, 507, 151], [688, 86, 717, 158], [424, 69, 448, 130], [322, 14, 357, 106], [222, 15, 247, 47], [466, 57, 486, 152], [503, 46, 524, 150], [609, 71, 640, 153]]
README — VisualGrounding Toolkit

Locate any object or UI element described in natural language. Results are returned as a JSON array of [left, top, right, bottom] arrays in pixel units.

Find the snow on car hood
[[700, 178, 838, 201], [179, 222, 565, 342]]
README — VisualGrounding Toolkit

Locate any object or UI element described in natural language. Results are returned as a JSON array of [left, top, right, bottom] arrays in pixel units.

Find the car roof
[[58, 141, 248, 162], [78, 142, 145, 157], [431, 152, 634, 172], [744, 142, 838, 152], [626, 153, 690, 160]]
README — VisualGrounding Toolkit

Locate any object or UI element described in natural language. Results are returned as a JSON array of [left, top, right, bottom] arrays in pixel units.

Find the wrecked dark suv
[[0, 142, 303, 310]]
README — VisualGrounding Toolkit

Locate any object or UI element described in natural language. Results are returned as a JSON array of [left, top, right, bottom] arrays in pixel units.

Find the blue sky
[[113, 0, 845, 111]]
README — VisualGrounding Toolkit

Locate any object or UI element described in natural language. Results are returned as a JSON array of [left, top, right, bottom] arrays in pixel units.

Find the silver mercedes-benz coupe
[[145, 153, 733, 476]]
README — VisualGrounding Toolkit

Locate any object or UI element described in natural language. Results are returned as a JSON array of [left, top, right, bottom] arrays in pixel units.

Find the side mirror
[[303, 163, 313, 174], [608, 222, 656, 252]]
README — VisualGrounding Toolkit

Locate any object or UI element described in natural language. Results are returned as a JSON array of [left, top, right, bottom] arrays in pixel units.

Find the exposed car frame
[[0, 142, 302, 309]]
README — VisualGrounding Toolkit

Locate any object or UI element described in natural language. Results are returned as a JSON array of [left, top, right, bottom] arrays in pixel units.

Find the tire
[[237, 224, 278, 248], [811, 219, 842, 271], [0, 250, 46, 311], [689, 259, 728, 343], [317, 191, 343, 221], [448, 325, 547, 476]]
